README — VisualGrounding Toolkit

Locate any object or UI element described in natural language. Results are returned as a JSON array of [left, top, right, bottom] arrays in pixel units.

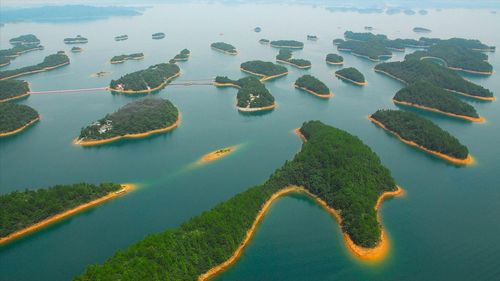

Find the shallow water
[[1, 4, 500, 281]]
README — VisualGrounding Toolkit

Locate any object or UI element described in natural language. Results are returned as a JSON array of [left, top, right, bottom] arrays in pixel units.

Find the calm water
[[1, 4, 500, 281]]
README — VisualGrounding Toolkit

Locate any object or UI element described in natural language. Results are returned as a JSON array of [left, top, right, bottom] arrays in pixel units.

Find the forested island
[[294, 75, 332, 98], [110, 53, 144, 64], [9, 34, 41, 45], [259, 39, 270, 45], [0, 51, 70, 81], [71, 46, 83, 53], [214, 76, 276, 112], [108, 63, 180, 94], [344, 31, 387, 41], [419, 37, 495, 52], [0, 102, 39, 137], [0, 80, 30, 102], [76, 98, 179, 146], [413, 27, 432, 33], [374, 59, 495, 101], [270, 40, 304, 49], [114, 34, 128, 41], [172, 49, 191, 61], [63, 35, 88, 44], [337, 40, 392, 61], [326, 53, 344, 65], [393, 81, 483, 122], [75, 121, 401, 280], [405, 44, 493, 74], [152, 32, 165, 39], [211, 42, 238, 55], [0, 183, 132, 245], [0, 57, 10, 67], [335, 67, 366, 85], [240, 60, 288, 81], [307, 35, 318, 41], [0, 42, 44, 67], [275, 49, 312, 69], [370, 110, 471, 165]]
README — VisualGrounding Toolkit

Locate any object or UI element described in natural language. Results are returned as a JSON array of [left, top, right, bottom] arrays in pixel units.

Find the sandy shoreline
[[0, 92, 30, 103], [213, 82, 241, 89], [0, 62, 70, 81], [326, 60, 344, 65], [419, 56, 493, 75], [240, 67, 288, 82], [335, 73, 367, 86], [198, 145, 238, 164], [0, 117, 39, 137], [270, 43, 303, 49], [294, 85, 333, 99], [108, 71, 181, 94], [369, 115, 474, 165], [0, 183, 135, 245], [237, 103, 276, 112], [393, 99, 485, 122], [74, 114, 180, 146], [276, 59, 311, 69]]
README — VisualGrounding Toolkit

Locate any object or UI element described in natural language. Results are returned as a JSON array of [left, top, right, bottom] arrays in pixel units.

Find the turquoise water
[[1, 4, 500, 280]]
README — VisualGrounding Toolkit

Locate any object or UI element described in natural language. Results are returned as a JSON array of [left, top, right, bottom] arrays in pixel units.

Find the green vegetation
[[9, 34, 40, 45], [335, 67, 365, 84], [211, 42, 237, 54], [326, 53, 344, 64], [78, 98, 178, 141], [375, 59, 493, 98], [337, 40, 392, 61], [71, 47, 83, 53], [172, 49, 190, 61], [109, 63, 180, 92], [0, 80, 30, 102], [371, 109, 469, 159], [307, 35, 318, 41], [0, 44, 44, 67], [419, 37, 495, 51], [413, 27, 431, 33], [76, 121, 396, 280], [405, 44, 493, 73], [295, 75, 330, 96], [0, 183, 121, 238], [394, 81, 479, 118], [215, 76, 275, 109], [275, 49, 311, 68], [333, 38, 344, 45], [63, 35, 88, 44], [259, 39, 270, 44], [115, 35, 128, 41], [240, 60, 288, 79], [0, 102, 39, 134], [110, 53, 144, 64], [152, 33, 165, 39], [270, 40, 304, 49], [344, 31, 387, 41], [0, 51, 70, 80], [0, 57, 10, 67]]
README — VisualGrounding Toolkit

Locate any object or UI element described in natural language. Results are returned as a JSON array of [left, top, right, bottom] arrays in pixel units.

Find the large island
[[240, 60, 288, 81], [294, 75, 332, 98], [0, 80, 30, 102], [335, 67, 367, 85], [108, 63, 180, 94], [75, 97, 179, 146], [275, 49, 312, 69], [75, 121, 402, 280], [214, 76, 276, 112], [211, 42, 238, 55], [0, 51, 70, 80], [0, 102, 39, 137]]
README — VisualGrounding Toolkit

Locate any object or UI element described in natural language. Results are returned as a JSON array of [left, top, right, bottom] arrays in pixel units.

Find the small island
[[9, 34, 41, 46], [108, 62, 180, 94], [275, 49, 312, 69], [393, 81, 483, 122], [214, 76, 276, 112], [370, 109, 472, 165], [333, 38, 344, 45], [0, 51, 70, 81], [307, 35, 318, 41], [91, 71, 111, 78], [270, 40, 304, 49], [71, 46, 83, 53], [0, 183, 133, 245], [254, 27, 262, 32], [413, 27, 432, 33], [364, 26, 374, 31], [326, 53, 344, 65], [294, 75, 332, 98], [198, 146, 238, 164], [114, 34, 128, 41], [152, 32, 165, 40], [374, 59, 495, 101], [75, 121, 401, 280], [63, 35, 88, 44], [110, 53, 144, 64], [0, 80, 30, 102], [211, 42, 238, 55], [335, 67, 367, 85], [75, 97, 179, 146], [259, 39, 270, 45], [240, 60, 288, 81], [0, 102, 39, 137], [172, 49, 191, 61]]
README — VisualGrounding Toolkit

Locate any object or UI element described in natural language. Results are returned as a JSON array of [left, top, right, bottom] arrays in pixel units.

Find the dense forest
[[173, 49, 190, 61], [63, 35, 88, 44], [344, 31, 387, 41], [0, 44, 44, 67], [0, 183, 121, 238], [0, 80, 30, 101], [0, 102, 39, 134], [76, 121, 397, 280], [335, 67, 365, 83], [275, 49, 311, 68], [326, 53, 344, 64], [240, 60, 288, 78], [371, 109, 469, 159], [78, 97, 179, 141], [0, 52, 70, 80], [214, 76, 275, 109], [9, 34, 41, 45], [0, 57, 10, 67], [337, 40, 392, 61], [270, 40, 304, 48], [419, 37, 495, 51], [405, 44, 493, 73], [394, 81, 479, 118], [295, 75, 330, 96], [109, 63, 180, 92], [110, 53, 144, 64], [375, 59, 494, 98], [211, 42, 237, 54]]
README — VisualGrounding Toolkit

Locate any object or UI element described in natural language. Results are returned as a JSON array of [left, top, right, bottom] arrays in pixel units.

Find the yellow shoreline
[[0, 62, 70, 81], [393, 99, 485, 123], [294, 85, 333, 99], [326, 60, 344, 65], [335, 73, 367, 86], [0, 117, 39, 137], [108, 71, 181, 94], [276, 59, 311, 69], [237, 103, 276, 112], [110, 56, 145, 64], [240, 67, 288, 82], [0, 92, 30, 103], [74, 114, 180, 146], [211, 46, 238, 55], [419, 56, 493, 75], [270, 43, 303, 49], [0, 183, 135, 246], [369, 115, 474, 165], [213, 82, 241, 89], [198, 145, 238, 164]]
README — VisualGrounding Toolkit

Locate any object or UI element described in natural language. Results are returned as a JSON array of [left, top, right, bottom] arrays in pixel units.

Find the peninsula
[[326, 53, 344, 65], [75, 121, 401, 280], [393, 81, 483, 122], [75, 97, 179, 146], [152, 32, 165, 39], [211, 42, 238, 55], [294, 75, 332, 98], [276, 49, 312, 69], [110, 53, 144, 64], [270, 40, 304, 49], [240, 60, 288, 81], [0, 51, 70, 81], [419, 37, 495, 52], [335, 67, 366, 85], [0, 183, 133, 245], [108, 62, 180, 94], [214, 76, 276, 112], [63, 35, 88, 44], [0, 80, 30, 102], [0, 102, 39, 137], [370, 109, 472, 165]]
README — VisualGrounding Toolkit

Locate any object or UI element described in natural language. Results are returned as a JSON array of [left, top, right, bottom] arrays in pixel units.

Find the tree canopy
[[109, 63, 180, 91], [295, 75, 330, 95], [0, 52, 69, 80], [0, 80, 30, 101], [335, 67, 365, 83], [0, 102, 38, 134]]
